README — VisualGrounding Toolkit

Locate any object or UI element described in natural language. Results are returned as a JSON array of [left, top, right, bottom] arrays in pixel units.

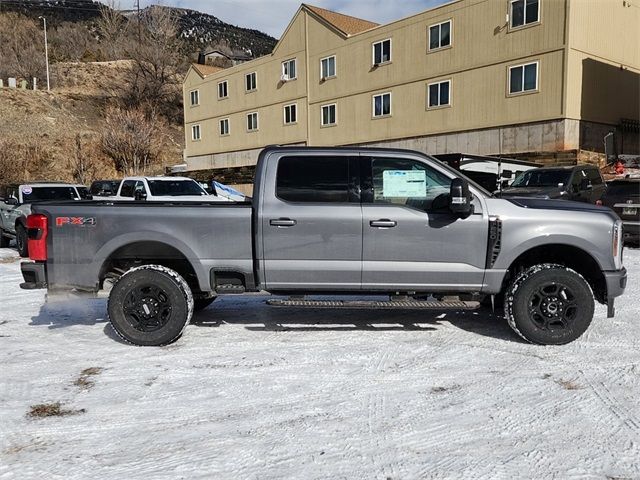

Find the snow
[[1, 247, 639, 479]]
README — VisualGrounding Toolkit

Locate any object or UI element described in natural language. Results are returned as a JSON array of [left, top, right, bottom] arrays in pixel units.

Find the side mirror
[[580, 178, 592, 190], [449, 178, 472, 216], [501, 169, 513, 179], [85, 194, 94, 200], [5, 197, 18, 206], [134, 190, 147, 201]]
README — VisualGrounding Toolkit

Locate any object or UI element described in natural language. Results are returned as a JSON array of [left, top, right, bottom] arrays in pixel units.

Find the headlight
[[613, 220, 623, 269]]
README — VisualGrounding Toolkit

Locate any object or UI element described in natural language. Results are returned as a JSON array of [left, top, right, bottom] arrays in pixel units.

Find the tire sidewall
[[16, 225, 28, 257], [508, 265, 594, 345], [108, 266, 192, 346]]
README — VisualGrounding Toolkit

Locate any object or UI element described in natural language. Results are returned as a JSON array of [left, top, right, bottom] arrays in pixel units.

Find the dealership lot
[[1, 247, 639, 479]]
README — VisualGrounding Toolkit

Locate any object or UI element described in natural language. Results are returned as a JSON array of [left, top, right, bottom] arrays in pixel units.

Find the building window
[[219, 118, 229, 136], [509, 62, 538, 94], [282, 59, 297, 80], [284, 104, 297, 125], [321, 104, 336, 126], [190, 90, 199, 106], [191, 124, 201, 141], [429, 20, 452, 50], [427, 80, 451, 108], [372, 39, 391, 65], [373, 92, 391, 117], [277, 156, 350, 203], [245, 72, 257, 92], [218, 80, 228, 99], [320, 55, 336, 79], [247, 112, 258, 131], [510, 0, 539, 28]]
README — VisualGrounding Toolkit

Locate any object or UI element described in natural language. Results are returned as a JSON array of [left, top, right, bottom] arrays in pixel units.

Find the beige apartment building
[[182, 0, 639, 186]]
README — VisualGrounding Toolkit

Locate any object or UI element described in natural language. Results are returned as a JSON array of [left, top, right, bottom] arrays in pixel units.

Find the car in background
[[0, 183, 84, 256], [598, 177, 640, 246], [90, 180, 121, 198], [113, 177, 232, 202], [499, 164, 606, 203]]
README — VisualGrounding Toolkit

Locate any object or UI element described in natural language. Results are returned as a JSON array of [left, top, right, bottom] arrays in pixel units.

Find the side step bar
[[267, 299, 479, 310]]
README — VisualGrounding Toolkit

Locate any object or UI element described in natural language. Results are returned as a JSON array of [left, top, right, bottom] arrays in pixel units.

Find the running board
[[267, 299, 480, 310]]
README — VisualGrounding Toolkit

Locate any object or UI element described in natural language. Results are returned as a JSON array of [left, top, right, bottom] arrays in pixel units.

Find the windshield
[[22, 186, 79, 202], [91, 181, 120, 195], [147, 180, 207, 197], [511, 170, 571, 188], [605, 182, 640, 197]]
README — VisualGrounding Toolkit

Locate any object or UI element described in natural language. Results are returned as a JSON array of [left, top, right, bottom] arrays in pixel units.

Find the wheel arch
[[96, 234, 209, 294], [503, 243, 606, 304]]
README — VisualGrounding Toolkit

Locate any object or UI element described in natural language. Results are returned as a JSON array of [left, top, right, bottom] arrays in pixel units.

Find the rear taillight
[[26, 214, 48, 261]]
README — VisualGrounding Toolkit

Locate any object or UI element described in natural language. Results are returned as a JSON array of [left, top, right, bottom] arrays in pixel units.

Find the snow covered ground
[[1, 246, 639, 479]]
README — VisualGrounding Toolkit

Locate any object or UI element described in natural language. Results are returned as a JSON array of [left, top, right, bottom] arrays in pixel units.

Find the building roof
[[191, 63, 225, 78], [303, 4, 379, 36], [203, 49, 253, 61]]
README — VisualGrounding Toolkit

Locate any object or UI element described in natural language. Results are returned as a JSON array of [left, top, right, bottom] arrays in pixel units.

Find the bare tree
[[0, 13, 46, 83], [101, 105, 163, 175], [97, 1, 129, 60]]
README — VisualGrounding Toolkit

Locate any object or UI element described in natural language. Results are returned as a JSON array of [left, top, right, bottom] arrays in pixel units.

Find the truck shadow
[[27, 296, 522, 343], [192, 298, 522, 343]]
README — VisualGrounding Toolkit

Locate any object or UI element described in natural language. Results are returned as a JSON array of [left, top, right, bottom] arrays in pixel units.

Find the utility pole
[[135, 0, 141, 43], [38, 16, 50, 91]]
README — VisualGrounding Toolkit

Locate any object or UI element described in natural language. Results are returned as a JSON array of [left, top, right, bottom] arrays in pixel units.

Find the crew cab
[[0, 183, 87, 256], [500, 165, 606, 203], [19, 147, 627, 346], [113, 176, 231, 202]]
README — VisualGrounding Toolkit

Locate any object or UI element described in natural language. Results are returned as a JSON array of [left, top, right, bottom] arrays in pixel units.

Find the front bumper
[[20, 261, 47, 289], [603, 267, 627, 318]]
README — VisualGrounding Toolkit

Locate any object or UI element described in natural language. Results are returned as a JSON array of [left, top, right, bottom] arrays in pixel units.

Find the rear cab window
[[21, 186, 79, 202], [119, 180, 136, 198], [276, 156, 358, 203]]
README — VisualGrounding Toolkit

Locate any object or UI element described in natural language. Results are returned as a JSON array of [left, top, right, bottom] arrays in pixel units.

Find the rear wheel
[[16, 224, 28, 257], [505, 264, 594, 345], [107, 265, 194, 346]]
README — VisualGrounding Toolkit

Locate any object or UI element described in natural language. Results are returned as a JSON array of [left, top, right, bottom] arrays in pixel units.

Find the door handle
[[270, 218, 297, 227], [370, 219, 397, 228]]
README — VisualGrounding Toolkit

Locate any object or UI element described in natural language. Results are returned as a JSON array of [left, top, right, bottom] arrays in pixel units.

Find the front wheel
[[107, 265, 194, 346], [0, 229, 10, 248], [16, 224, 28, 257], [505, 264, 594, 345]]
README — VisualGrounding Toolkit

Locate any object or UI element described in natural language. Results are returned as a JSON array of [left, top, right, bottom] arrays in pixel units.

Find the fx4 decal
[[55, 217, 97, 227]]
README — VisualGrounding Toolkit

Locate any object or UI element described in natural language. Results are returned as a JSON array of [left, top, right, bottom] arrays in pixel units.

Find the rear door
[[260, 153, 362, 290], [361, 155, 488, 291]]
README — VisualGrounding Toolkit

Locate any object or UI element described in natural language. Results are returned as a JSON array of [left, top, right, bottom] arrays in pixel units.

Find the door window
[[276, 156, 351, 203], [120, 180, 136, 198], [370, 158, 452, 212]]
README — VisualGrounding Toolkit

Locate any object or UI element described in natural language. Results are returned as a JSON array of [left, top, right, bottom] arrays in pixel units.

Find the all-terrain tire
[[194, 296, 217, 312], [16, 224, 28, 257], [0, 229, 10, 248], [505, 263, 594, 345], [107, 265, 194, 346]]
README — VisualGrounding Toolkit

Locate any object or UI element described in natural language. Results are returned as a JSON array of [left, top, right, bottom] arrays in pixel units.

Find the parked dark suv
[[598, 178, 640, 246], [500, 165, 606, 203]]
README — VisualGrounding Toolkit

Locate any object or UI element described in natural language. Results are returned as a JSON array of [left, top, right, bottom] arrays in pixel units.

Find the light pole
[[38, 16, 50, 91]]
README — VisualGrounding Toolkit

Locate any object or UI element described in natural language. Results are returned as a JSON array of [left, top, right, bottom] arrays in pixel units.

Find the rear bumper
[[20, 261, 47, 289], [622, 221, 640, 242]]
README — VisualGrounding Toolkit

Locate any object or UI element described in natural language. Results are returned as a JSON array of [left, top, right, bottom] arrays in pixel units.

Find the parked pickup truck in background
[[113, 176, 231, 202], [1, 183, 87, 256], [598, 177, 640, 246], [499, 165, 606, 203], [20, 147, 627, 346]]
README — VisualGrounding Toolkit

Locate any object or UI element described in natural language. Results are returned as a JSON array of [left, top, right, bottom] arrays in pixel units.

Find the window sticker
[[21, 186, 33, 195], [382, 170, 427, 198]]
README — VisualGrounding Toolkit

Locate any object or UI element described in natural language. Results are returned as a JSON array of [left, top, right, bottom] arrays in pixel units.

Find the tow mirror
[[5, 197, 18, 206], [134, 190, 147, 201], [449, 178, 472, 216], [501, 169, 513, 179], [580, 178, 592, 191]]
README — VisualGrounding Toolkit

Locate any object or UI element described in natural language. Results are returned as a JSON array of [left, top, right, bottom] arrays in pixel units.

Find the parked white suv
[[114, 177, 232, 202]]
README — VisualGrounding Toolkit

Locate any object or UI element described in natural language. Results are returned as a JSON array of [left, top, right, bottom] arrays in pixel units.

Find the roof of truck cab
[[20, 182, 77, 187], [123, 177, 196, 181]]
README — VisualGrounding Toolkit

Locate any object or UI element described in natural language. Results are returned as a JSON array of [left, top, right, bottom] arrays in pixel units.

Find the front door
[[261, 154, 363, 290], [361, 156, 488, 292]]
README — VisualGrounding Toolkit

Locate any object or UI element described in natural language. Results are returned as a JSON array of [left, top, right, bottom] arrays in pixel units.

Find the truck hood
[[498, 186, 564, 199], [507, 197, 616, 215]]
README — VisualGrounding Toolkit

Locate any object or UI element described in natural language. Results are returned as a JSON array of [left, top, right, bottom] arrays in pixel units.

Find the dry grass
[[556, 379, 582, 390], [27, 402, 86, 418], [73, 367, 104, 390]]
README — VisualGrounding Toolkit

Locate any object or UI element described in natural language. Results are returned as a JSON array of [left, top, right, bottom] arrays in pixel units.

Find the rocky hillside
[[0, 0, 276, 59]]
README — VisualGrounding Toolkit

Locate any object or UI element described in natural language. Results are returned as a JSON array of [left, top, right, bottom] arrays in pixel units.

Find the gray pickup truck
[[20, 147, 627, 346]]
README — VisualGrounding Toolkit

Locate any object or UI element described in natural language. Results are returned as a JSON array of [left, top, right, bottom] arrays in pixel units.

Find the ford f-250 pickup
[[19, 147, 627, 346]]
